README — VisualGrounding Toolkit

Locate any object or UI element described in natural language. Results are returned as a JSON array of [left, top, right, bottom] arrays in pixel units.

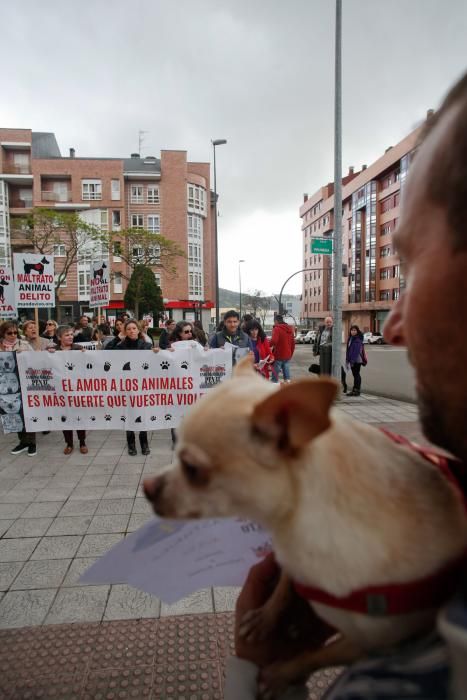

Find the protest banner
[[0, 266, 16, 319], [75, 341, 98, 351], [13, 253, 55, 309], [90, 259, 110, 308], [16, 345, 232, 432], [81, 516, 272, 604], [0, 351, 24, 434]]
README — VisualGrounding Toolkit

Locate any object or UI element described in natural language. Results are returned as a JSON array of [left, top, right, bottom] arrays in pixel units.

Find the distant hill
[[219, 287, 299, 309]]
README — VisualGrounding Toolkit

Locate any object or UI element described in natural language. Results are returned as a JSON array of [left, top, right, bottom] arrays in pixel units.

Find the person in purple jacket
[[345, 324, 366, 396]]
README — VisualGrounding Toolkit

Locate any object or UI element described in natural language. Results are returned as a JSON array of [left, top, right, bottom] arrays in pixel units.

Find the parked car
[[364, 331, 386, 345], [303, 330, 317, 344], [295, 330, 307, 344]]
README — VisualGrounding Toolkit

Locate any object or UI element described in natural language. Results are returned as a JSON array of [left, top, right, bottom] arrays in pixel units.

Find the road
[[290, 343, 417, 403]]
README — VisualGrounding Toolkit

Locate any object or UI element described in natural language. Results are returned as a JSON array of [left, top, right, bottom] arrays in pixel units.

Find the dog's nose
[[142, 476, 165, 504]]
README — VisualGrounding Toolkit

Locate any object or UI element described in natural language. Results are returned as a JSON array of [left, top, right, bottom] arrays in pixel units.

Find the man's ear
[[233, 353, 255, 377], [251, 378, 338, 453]]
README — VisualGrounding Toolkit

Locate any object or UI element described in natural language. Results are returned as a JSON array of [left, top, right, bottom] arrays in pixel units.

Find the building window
[[54, 273, 67, 288], [188, 242, 201, 267], [112, 211, 121, 231], [394, 192, 400, 207], [130, 185, 144, 204], [113, 272, 122, 294], [53, 244, 66, 257], [381, 223, 392, 236], [113, 242, 122, 261], [380, 197, 393, 214], [189, 271, 202, 297], [187, 184, 206, 215], [131, 214, 144, 229], [154, 273, 161, 288], [100, 210, 108, 231], [147, 186, 160, 204], [111, 180, 121, 200], [380, 268, 390, 280], [379, 290, 391, 301], [393, 288, 400, 301], [82, 180, 102, 200], [147, 215, 160, 234], [393, 264, 400, 278], [78, 269, 91, 297], [380, 246, 391, 258]]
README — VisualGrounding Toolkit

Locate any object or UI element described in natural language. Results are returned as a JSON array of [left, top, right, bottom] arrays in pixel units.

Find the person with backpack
[[345, 324, 367, 396]]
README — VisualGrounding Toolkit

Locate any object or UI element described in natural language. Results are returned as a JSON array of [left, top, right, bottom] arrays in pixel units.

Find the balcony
[[3, 164, 31, 175], [41, 190, 72, 203], [9, 196, 33, 209]]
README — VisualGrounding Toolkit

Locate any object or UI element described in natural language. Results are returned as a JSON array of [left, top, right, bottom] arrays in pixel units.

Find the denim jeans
[[272, 359, 290, 383]]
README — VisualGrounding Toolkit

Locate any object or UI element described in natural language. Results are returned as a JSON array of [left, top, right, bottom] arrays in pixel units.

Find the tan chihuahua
[[144, 357, 467, 695]]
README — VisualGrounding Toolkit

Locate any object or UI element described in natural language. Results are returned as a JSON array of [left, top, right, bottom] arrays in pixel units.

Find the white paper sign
[[81, 517, 272, 604], [13, 253, 55, 308], [90, 259, 110, 308], [0, 266, 16, 319], [16, 346, 232, 431]]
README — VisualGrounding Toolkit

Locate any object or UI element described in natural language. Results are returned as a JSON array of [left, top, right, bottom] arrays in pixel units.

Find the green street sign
[[311, 238, 333, 255]]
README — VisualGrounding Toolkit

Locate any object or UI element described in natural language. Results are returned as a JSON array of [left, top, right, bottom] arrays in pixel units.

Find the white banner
[[0, 352, 24, 434], [0, 266, 16, 319], [90, 258, 110, 308], [17, 346, 232, 431], [13, 253, 55, 308]]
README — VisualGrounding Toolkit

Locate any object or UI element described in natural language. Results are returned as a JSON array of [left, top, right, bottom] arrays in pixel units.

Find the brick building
[[0, 128, 215, 326], [299, 123, 424, 334]]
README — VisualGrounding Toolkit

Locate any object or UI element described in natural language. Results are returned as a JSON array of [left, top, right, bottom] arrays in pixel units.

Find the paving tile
[[47, 515, 93, 536], [69, 486, 106, 501], [11, 558, 71, 590], [160, 589, 214, 617], [0, 488, 39, 503], [132, 496, 152, 514], [77, 533, 123, 558], [79, 474, 111, 487], [0, 562, 24, 591], [35, 487, 74, 502], [0, 518, 14, 537], [89, 619, 157, 670], [4, 517, 53, 538], [108, 474, 140, 486], [213, 586, 240, 612], [0, 588, 56, 628], [17, 476, 51, 489], [45, 585, 110, 624], [87, 514, 130, 534], [84, 666, 153, 699], [21, 501, 64, 518], [127, 512, 152, 531], [155, 614, 219, 664], [59, 499, 100, 517], [62, 557, 100, 587], [95, 498, 134, 515], [11, 674, 83, 699], [152, 660, 222, 699], [104, 584, 161, 620], [30, 535, 82, 560], [0, 537, 40, 562], [101, 485, 139, 499]]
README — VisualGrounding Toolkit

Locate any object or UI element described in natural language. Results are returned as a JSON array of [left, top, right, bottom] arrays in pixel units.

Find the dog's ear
[[233, 353, 255, 377], [251, 378, 338, 452]]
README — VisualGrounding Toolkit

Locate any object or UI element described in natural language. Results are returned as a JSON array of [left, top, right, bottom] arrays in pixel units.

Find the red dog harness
[[294, 430, 467, 616]]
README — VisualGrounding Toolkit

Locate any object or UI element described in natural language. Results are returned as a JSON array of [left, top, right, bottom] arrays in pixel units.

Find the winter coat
[[158, 328, 170, 349], [113, 337, 152, 351], [271, 323, 295, 361], [0, 338, 32, 352], [346, 335, 364, 365], [209, 329, 252, 350]]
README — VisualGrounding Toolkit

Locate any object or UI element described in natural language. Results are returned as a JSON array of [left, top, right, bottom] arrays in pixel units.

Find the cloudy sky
[[3, 0, 467, 296]]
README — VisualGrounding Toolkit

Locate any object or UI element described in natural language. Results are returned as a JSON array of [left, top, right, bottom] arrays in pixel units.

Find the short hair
[[418, 71, 467, 250], [275, 314, 284, 324], [57, 325, 73, 339], [22, 320, 36, 332], [97, 323, 111, 335], [223, 310, 239, 321]]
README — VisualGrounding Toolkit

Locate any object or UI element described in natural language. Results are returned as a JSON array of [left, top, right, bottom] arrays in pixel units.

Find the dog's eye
[[181, 461, 210, 486]]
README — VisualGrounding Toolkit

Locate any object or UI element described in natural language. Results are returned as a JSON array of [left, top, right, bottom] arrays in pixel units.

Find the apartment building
[[299, 124, 423, 333], [0, 128, 215, 326]]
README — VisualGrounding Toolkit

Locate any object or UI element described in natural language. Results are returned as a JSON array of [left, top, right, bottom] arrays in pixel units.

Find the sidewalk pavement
[[0, 390, 424, 699]]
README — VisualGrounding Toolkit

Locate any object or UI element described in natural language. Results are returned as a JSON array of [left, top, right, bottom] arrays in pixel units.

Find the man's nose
[[383, 296, 407, 346]]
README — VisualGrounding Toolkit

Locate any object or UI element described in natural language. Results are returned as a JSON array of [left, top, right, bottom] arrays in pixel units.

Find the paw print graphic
[[65, 362, 74, 370], [90, 416, 96, 422], [61, 416, 67, 423], [76, 417, 81, 422], [160, 361, 170, 370], [31, 417, 38, 423], [120, 416, 126, 422], [180, 361, 189, 370], [164, 414, 172, 421], [104, 414, 112, 421], [141, 362, 149, 370], [47, 416, 53, 422], [150, 416, 157, 421], [104, 361, 111, 372], [86, 362, 93, 370]]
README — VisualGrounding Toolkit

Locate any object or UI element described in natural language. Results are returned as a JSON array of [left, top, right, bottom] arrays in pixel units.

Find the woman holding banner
[[112, 320, 152, 457], [52, 325, 88, 455]]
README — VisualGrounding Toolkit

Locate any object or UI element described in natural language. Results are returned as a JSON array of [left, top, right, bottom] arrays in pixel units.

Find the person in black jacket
[[158, 319, 176, 349], [112, 320, 152, 456]]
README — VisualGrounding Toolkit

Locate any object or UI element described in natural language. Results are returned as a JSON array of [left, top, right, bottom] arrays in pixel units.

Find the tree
[[124, 265, 164, 320], [12, 208, 102, 298], [103, 227, 185, 279], [243, 289, 271, 325]]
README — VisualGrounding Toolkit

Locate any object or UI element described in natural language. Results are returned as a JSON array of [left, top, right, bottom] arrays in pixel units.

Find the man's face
[[81, 317, 89, 327], [24, 324, 37, 340], [224, 316, 239, 334], [324, 317, 333, 329], [384, 104, 467, 460], [167, 321, 175, 332]]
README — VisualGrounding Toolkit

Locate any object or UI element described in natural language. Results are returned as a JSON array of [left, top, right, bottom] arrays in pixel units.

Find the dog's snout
[[143, 476, 165, 505]]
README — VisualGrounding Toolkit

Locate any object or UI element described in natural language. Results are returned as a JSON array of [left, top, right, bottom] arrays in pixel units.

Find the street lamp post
[[238, 259, 245, 320], [212, 139, 227, 327]]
